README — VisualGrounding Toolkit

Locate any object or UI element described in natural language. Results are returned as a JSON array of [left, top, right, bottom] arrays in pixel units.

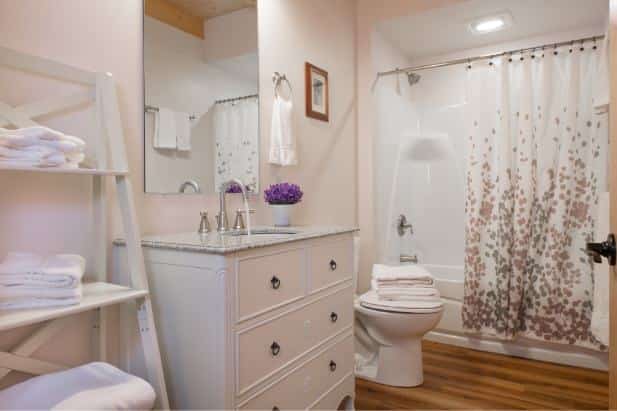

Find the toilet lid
[[359, 290, 443, 314]]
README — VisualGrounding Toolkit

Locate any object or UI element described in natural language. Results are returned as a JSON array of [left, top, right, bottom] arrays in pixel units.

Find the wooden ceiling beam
[[145, 0, 204, 39]]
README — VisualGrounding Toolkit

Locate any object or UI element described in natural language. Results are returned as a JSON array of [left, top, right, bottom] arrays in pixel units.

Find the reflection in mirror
[[143, 0, 259, 194]]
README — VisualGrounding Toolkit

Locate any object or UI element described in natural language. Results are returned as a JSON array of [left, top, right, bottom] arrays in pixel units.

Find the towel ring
[[273, 72, 292, 98]]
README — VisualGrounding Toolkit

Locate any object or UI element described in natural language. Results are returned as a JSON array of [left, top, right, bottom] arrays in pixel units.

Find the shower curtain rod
[[214, 93, 259, 105], [375, 34, 605, 79]]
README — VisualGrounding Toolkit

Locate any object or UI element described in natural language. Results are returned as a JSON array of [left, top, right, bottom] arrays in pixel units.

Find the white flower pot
[[270, 204, 293, 227]]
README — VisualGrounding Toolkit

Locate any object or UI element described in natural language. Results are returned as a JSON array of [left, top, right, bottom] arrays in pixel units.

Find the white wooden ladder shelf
[[0, 46, 169, 409]]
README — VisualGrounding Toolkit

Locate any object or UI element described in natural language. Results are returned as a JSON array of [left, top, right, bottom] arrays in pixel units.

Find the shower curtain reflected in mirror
[[463, 44, 609, 350], [213, 97, 259, 192]]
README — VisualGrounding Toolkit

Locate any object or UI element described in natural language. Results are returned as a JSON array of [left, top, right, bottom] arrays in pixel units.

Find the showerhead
[[407, 72, 421, 86]]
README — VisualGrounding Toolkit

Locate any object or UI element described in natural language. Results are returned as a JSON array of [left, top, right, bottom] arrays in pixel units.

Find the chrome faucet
[[179, 180, 200, 193], [217, 179, 249, 232], [397, 214, 413, 236]]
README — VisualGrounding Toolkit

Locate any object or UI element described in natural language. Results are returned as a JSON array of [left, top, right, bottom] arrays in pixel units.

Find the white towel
[[0, 253, 85, 289], [268, 95, 297, 166], [591, 192, 610, 346], [153, 107, 176, 149], [0, 126, 86, 168], [0, 362, 156, 410], [593, 33, 609, 111], [0, 126, 85, 148], [372, 263, 433, 281], [175, 111, 192, 151], [373, 283, 439, 295]]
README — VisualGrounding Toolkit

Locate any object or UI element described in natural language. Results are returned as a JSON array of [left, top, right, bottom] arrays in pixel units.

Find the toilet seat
[[359, 290, 443, 314]]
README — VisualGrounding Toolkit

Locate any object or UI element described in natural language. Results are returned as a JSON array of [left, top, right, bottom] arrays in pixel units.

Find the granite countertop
[[113, 226, 358, 254]]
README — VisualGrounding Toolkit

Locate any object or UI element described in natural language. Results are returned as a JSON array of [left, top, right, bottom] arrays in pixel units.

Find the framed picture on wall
[[305, 62, 329, 122]]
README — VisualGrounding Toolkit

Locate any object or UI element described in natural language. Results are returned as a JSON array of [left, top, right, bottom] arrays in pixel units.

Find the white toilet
[[352, 238, 444, 387]]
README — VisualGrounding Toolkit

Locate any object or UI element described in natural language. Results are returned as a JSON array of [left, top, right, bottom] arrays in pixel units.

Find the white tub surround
[[114, 227, 357, 410]]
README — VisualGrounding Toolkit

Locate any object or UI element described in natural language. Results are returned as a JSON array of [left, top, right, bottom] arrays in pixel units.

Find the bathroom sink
[[221, 228, 299, 237]]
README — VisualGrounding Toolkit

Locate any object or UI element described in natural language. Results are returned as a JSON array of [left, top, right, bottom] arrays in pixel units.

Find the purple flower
[[225, 183, 244, 194], [264, 182, 303, 205]]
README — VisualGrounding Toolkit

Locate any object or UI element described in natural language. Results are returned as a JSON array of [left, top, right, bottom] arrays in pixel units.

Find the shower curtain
[[213, 97, 259, 192], [462, 43, 609, 350]]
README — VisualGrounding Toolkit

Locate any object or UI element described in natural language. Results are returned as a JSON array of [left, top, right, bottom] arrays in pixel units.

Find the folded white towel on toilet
[[375, 285, 439, 296], [0, 362, 156, 410], [372, 263, 433, 281]]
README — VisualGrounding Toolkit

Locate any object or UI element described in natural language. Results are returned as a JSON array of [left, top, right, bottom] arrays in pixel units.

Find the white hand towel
[[591, 192, 610, 345], [0, 253, 85, 288], [153, 107, 176, 149], [268, 95, 297, 166], [175, 111, 192, 151], [372, 263, 433, 281], [0, 362, 156, 410]]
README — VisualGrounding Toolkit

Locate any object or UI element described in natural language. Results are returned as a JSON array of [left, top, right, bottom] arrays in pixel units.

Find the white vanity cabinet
[[113, 229, 355, 410]]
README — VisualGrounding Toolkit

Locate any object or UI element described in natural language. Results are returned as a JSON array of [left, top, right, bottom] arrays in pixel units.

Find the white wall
[[257, 0, 357, 227], [356, 0, 465, 293], [144, 16, 258, 194], [204, 8, 258, 63]]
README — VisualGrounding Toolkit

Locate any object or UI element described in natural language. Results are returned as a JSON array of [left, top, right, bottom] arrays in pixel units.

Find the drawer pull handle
[[330, 312, 338, 323], [270, 276, 281, 290], [272, 407, 280, 411], [329, 360, 337, 372], [270, 341, 281, 356], [330, 259, 337, 271]]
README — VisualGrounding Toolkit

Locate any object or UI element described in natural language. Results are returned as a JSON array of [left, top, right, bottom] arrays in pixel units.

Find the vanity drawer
[[237, 248, 305, 320], [239, 334, 354, 410], [310, 239, 352, 292], [237, 286, 353, 394], [309, 373, 355, 410]]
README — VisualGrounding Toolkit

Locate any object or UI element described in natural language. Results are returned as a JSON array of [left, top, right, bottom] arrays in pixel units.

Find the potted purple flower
[[264, 182, 303, 226]]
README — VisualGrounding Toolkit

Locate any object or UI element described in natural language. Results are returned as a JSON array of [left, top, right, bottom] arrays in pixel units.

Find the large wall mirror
[[143, 0, 259, 194]]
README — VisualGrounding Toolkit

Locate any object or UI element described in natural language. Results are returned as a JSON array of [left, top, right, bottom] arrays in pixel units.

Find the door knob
[[586, 234, 616, 266]]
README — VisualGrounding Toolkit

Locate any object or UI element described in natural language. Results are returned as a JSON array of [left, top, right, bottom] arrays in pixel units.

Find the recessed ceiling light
[[468, 12, 512, 35], [474, 18, 505, 32]]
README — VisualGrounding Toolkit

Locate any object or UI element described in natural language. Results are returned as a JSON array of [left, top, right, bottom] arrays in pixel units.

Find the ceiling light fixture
[[469, 12, 512, 35]]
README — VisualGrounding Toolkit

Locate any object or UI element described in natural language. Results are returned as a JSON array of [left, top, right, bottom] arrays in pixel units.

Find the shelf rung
[[0, 282, 148, 332]]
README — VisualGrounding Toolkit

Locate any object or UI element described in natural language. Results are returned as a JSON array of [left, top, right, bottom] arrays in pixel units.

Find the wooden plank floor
[[355, 340, 608, 410]]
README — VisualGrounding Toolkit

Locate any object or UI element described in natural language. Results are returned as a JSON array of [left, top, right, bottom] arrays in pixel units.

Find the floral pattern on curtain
[[213, 97, 259, 192], [462, 45, 609, 350]]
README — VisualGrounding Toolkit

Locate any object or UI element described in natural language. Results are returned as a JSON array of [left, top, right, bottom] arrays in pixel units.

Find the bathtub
[[425, 264, 609, 371]]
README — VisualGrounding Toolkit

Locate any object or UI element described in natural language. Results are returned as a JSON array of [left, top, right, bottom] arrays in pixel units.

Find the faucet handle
[[198, 211, 211, 234], [234, 209, 256, 230]]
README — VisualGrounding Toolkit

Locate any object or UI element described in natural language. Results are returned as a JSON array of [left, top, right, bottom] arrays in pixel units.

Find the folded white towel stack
[[0, 252, 85, 309], [372, 263, 440, 302], [0, 362, 156, 410], [0, 126, 86, 169]]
